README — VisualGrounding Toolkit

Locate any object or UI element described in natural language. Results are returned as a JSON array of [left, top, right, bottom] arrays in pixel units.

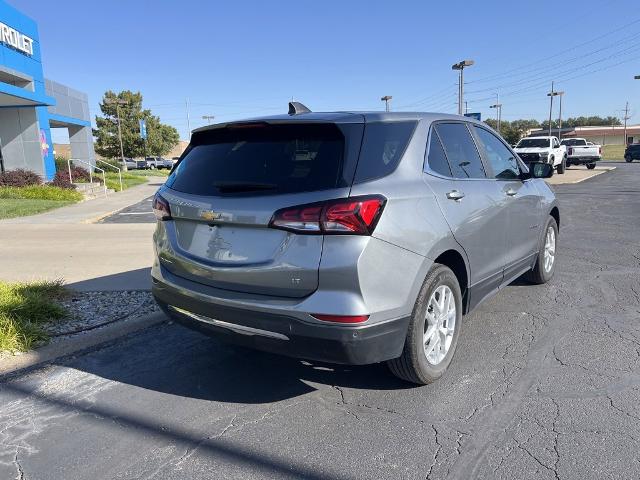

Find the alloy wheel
[[424, 285, 456, 365]]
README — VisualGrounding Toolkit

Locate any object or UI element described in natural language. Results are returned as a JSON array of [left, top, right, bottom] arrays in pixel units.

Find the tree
[[93, 90, 179, 160], [483, 118, 541, 145]]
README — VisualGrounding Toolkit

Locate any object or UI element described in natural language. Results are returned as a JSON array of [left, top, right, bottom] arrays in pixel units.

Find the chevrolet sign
[[0, 22, 34, 56]]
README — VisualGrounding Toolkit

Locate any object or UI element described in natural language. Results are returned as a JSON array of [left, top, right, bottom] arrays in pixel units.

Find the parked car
[[514, 136, 567, 174], [145, 157, 165, 169], [162, 157, 179, 169], [625, 143, 640, 163], [561, 138, 601, 169], [151, 108, 559, 385], [123, 157, 146, 170]]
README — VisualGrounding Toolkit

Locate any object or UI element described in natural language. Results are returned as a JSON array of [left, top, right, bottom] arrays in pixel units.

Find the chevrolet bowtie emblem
[[200, 210, 221, 221]]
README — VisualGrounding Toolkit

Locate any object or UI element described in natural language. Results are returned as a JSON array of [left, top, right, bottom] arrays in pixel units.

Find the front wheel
[[557, 157, 566, 174], [525, 216, 558, 285], [586, 163, 596, 170], [625, 155, 633, 163], [387, 264, 462, 385]]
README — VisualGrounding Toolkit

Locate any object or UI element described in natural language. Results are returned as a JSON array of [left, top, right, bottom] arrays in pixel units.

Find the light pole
[[452, 59, 474, 115], [490, 94, 502, 134], [381, 95, 392, 112], [546, 82, 562, 138], [105, 98, 128, 171], [202, 115, 215, 125]]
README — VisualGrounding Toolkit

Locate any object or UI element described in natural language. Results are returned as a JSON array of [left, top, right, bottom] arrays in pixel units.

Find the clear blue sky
[[14, 0, 640, 141]]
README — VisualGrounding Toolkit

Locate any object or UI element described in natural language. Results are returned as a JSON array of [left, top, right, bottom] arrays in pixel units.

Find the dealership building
[[0, 0, 94, 180]]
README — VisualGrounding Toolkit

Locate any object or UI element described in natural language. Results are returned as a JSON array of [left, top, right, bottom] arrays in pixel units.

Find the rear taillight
[[599, 146, 602, 155], [311, 314, 369, 324], [269, 195, 386, 235], [152, 193, 172, 220]]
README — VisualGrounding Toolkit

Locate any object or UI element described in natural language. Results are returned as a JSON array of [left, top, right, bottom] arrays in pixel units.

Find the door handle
[[505, 188, 517, 196], [446, 190, 465, 201]]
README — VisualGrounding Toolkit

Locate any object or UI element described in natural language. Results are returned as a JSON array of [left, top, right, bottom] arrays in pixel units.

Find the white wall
[[0, 107, 44, 176]]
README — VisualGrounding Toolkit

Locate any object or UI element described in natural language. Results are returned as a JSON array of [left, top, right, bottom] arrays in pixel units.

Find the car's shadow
[[64, 321, 412, 404]]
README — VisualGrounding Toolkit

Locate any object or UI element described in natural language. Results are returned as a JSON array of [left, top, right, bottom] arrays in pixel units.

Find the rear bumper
[[567, 157, 600, 164], [152, 272, 409, 365]]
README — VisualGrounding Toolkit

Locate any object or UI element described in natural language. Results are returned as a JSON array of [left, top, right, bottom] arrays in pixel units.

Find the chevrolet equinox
[[151, 105, 559, 385]]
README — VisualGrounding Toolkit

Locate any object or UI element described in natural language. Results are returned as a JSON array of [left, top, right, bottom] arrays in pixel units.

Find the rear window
[[561, 139, 586, 146], [166, 123, 351, 196], [354, 121, 417, 183]]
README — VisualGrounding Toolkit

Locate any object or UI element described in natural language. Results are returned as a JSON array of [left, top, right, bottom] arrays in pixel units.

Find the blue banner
[[139, 119, 147, 140]]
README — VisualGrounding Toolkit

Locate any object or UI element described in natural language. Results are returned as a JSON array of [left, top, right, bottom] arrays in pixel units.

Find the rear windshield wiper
[[213, 182, 279, 193]]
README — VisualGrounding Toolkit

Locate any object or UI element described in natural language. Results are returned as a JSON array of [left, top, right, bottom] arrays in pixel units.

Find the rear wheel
[[525, 216, 558, 284], [586, 163, 596, 170], [625, 155, 633, 163], [388, 264, 462, 385]]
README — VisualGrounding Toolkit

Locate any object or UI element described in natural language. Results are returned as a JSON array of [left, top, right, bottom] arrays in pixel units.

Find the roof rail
[[288, 101, 311, 115]]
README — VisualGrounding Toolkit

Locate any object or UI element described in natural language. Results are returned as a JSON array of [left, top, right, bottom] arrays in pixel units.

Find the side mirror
[[527, 162, 553, 179]]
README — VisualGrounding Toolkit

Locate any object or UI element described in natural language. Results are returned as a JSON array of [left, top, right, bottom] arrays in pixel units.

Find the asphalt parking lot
[[1, 163, 639, 480]]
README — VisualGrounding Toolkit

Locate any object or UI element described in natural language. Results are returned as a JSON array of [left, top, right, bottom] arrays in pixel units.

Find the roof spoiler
[[288, 101, 311, 115]]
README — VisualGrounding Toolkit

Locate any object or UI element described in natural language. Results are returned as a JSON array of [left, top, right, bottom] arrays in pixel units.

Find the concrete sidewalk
[[0, 177, 164, 225]]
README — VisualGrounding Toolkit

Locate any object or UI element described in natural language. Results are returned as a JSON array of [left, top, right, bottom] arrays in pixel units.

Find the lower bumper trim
[[168, 305, 290, 341]]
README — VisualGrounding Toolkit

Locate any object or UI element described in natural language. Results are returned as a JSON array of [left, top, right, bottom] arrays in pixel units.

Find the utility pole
[[380, 95, 392, 112], [546, 82, 562, 138], [452, 59, 474, 115], [185, 98, 191, 139], [556, 91, 565, 141], [202, 115, 215, 125], [623, 101, 630, 146], [489, 93, 502, 134], [105, 98, 128, 171], [465, 101, 468, 114]]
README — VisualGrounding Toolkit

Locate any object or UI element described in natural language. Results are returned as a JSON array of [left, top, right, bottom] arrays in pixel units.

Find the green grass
[[128, 168, 170, 177], [0, 280, 68, 352], [601, 145, 626, 161], [0, 185, 83, 202], [0, 199, 76, 219], [94, 172, 148, 192], [0, 186, 83, 219]]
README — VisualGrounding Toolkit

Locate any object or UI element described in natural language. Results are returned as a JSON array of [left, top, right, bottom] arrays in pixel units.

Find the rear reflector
[[269, 195, 386, 235], [311, 314, 369, 324]]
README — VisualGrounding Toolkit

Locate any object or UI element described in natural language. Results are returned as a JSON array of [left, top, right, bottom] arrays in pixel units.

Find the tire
[[586, 163, 596, 170], [525, 216, 558, 285], [625, 155, 633, 163], [557, 156, 566, 174], [387, 264, 463, 385], [150, 164, 156, 170]]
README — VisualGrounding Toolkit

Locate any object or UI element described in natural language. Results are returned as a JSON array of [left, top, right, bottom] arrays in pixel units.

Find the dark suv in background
[[625, 143, 640, 162]]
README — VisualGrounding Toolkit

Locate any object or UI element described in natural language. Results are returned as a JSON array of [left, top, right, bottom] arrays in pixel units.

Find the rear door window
[[426, 130, 452, 177], [353, 121, 417, 183], [434, 123, 486, 179], [166, 123, 352, 196]]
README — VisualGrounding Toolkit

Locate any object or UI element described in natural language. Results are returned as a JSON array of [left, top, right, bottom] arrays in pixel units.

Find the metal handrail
[[67, 158, 108, 197], [95, 159, 123, 192]]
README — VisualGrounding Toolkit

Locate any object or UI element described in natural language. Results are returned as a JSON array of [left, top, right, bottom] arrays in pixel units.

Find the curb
[[0, 311, 168, 378]]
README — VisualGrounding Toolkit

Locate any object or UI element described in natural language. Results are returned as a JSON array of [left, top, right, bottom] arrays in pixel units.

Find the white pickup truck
[[560, 138, 601, 169], [514, 136, 567, 174]]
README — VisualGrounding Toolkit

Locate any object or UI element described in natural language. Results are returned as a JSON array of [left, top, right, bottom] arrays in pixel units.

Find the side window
[[553, 138, 559, 148], [434, 123, 486, 179], [473, 126, 520, 180], [426, 130, 452, 177]]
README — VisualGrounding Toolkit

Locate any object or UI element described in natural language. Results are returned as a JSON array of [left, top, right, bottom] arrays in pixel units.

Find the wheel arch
[[550, 206, 560, 231], [433, 249, 470, 314]]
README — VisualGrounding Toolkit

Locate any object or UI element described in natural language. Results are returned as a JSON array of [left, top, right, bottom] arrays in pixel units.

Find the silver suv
[[151, 107, 559, 385]]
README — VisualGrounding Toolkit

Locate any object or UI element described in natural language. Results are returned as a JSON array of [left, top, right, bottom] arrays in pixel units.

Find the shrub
[[0, 169, 42, 187], [0, 185, 83, 202], [97, 160, 123, 173], [54, 155, 68, 172], [67, 164, 92, 183], [48, 171, 78, 190]]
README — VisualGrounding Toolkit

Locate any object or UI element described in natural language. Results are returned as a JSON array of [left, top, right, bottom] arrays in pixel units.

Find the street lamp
[[202, 115, 215, 125], [105, 98, 128, 170], [452, 59, 474, 115], [380, 96, 392, 112]]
